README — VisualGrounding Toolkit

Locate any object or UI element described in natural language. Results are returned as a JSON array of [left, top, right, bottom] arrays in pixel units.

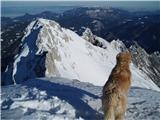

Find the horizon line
[[2, 0, 159, 2]]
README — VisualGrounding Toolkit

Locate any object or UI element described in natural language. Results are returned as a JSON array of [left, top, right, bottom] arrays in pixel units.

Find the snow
[[131, 65, 160, 91], [9, 18, 110, 85], [2, 16, 160, 120], [2, 19, 160, 91], [6, 18, 160, 92], [12, 44, 30, 84], [1, 77, 160, 120], [0, 38, 3, 42]]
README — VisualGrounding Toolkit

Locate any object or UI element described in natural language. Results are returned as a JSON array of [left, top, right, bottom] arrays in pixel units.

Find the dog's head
[[116, 52, 132, 64]]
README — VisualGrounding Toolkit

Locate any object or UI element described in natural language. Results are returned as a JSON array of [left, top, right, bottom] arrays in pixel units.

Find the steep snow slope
[[1, 77, 160, 120], [82, 28, 160, 91], [3, 18, 159, 91]]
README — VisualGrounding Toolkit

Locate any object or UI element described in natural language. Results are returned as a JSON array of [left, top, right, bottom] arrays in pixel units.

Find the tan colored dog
[[102, 52, 132, 120]]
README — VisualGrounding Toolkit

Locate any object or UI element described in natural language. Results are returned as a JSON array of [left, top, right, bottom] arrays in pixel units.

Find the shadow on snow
[[23, 78, 103, 120]]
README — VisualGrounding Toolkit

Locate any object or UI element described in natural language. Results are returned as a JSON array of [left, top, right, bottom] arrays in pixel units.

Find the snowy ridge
[[1, 77, 160, 120], [129, 43, 160, 87], [6, 18, 159, 91]]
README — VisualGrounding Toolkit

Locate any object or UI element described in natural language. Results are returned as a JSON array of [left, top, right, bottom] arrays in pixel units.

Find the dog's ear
[[116, 53, 121, 62], [126, 52, 132, 63], [116, 53, 120, 58]]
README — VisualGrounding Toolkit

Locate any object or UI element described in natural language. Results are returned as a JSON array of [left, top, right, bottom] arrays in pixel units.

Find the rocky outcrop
[[129, 42, 160, 87]]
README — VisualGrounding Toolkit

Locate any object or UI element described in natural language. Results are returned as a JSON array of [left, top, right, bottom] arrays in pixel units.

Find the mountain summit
[[2, 18, 159, 91]]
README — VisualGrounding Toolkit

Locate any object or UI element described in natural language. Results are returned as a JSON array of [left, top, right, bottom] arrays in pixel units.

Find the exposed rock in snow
[[2, 18, 160, 92], [129, 42, 160, 87], [82, 28, 106, 49], [82, 28, 95, 44], [1, 77, 160, 120]]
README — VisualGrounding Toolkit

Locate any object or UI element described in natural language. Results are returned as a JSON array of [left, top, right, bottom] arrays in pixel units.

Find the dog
[[102, 52, 132, 120]]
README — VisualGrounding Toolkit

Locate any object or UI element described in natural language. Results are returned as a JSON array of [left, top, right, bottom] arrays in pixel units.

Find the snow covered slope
[[3, 18, 159, 91], [1, 77, 160, 120]]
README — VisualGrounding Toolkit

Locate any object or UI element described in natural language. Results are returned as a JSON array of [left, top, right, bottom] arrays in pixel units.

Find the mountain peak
[[2, 19, 159, 91], [35, 18, 62, 32]]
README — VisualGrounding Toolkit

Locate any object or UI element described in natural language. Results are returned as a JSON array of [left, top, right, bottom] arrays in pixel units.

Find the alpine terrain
[[1, 18, 160, 120]]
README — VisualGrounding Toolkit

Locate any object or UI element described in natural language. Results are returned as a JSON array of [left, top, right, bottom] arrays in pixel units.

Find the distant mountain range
[[2, 8, 160, 56]]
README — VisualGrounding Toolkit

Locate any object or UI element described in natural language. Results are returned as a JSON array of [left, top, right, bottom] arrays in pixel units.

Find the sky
[[2, 0, 157, 1]]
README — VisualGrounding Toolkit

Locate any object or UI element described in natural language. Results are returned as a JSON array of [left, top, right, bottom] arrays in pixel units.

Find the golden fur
[[102, 52, 132, 120]]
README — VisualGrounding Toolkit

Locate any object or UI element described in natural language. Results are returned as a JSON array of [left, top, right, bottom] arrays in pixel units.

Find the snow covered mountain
[[2, 18, 160, 120], [1, 77, 160, 120], [2, 18, 159, 91]]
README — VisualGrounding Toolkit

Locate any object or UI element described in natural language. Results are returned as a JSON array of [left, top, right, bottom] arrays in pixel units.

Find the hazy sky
[[2, 0, 156, 1]]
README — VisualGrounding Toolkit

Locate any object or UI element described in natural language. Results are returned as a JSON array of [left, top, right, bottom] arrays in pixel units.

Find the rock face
[[82, 28, 127, 51], [82, 28, 104, 48], [129, 42, 160, 87], [2, 18, 160, 91]]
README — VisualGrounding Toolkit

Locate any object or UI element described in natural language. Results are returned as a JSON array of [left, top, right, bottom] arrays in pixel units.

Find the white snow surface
[[1, 77, 160, 120], [11, 18, 160, 91]]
